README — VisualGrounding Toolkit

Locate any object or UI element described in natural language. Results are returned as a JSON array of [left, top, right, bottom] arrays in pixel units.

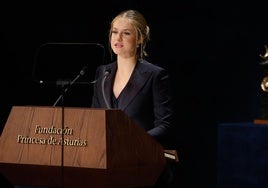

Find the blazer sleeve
[[147, 68, 175, 145]]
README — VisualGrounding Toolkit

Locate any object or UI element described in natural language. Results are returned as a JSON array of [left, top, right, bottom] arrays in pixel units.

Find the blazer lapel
[[118, 62, 152, 110]]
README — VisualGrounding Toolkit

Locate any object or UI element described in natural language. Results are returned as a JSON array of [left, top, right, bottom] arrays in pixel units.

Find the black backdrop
[[1, 1, 268, 188]]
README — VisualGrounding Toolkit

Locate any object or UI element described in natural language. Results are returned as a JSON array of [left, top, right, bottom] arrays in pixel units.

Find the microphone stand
[[52, 66, 88, 188], [54, 80, 75, 188], [59, 81, 68, 188], [56, 80, 77, 188]]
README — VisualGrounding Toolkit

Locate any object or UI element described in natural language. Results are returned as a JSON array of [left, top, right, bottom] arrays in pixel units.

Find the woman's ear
[[137, 38, 143, 47]]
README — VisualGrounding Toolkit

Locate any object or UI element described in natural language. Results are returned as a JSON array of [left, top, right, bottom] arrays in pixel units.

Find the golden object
[[261, 76, 268, 92], [260, 45, 268, 92], [260, 45, 268, 59]]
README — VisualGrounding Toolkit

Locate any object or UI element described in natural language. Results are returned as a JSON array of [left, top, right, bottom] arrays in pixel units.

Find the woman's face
[[110, 17, 138, 58]]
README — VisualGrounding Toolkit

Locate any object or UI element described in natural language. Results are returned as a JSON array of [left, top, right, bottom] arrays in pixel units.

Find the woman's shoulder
[[139, 59, 167, 72]]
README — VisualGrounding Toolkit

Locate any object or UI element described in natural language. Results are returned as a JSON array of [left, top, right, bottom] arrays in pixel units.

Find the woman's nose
[[117, 33, 123, 40]]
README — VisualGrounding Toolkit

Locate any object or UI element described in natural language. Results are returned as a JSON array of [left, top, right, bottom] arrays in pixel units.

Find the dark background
[[1, 1, 268, 188]]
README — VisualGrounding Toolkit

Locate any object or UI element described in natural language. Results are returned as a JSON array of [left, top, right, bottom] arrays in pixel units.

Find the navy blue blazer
[[91, 59, 174, 146]]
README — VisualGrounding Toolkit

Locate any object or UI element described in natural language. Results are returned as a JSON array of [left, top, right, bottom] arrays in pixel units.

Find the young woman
[[91, 9, 175, 149]]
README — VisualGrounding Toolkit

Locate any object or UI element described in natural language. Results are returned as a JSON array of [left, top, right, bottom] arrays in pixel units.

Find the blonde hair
[[109, 9, 150, 60]]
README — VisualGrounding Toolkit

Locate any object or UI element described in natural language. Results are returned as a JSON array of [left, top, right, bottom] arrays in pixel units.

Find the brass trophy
[[260, 45, 268, 92]]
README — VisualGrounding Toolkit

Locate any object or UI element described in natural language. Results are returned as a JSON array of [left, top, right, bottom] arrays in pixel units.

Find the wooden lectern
[[0, 106, 166, 188]]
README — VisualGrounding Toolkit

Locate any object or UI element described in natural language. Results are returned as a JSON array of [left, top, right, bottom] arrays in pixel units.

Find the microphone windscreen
[[80, 66, 88, 76]]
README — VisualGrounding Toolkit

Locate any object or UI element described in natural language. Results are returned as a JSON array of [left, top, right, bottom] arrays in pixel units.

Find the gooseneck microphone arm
[[53, 66, 88, 106], [101, 70, 111, 109]]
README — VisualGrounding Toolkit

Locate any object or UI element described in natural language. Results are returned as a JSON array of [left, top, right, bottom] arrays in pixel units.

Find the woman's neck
[[116, 56, 137, 75], [113, 57, 137, 98]]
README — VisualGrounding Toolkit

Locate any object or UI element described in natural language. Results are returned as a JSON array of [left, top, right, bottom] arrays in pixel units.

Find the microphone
[[79, 66, 88, 76], [101, 69, 111, 109], [69, 66, 88, 86], [53, 66, 88, 106]]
